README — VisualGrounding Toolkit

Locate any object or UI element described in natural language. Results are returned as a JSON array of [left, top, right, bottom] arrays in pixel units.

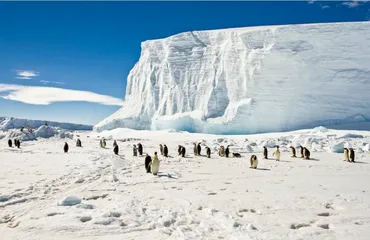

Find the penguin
[[144, 154, 152, 173], [76, 138, 81, 147], [193, 143, 198, 156], [232, 153, 241, 158], [219, 146, 225, 157], [349, 148, 355, 162], [299, 146, 304, 158], [273, 146, 280, 161], [16, 139, 21, 148], [64, 142, 69, 153], [303, 147, 310, 160], [160, 144, 164, 156], [178, 145, 182, 155], [8, 139, 12, 148], [13, 139, 17, 147], [163, 144, 168, 157], [133, 145, 137, 157], [181, 145, 186, 157], [263, 146, 268, 159], [290, 146, 296, 158], [100, 140, 103, 148], [197, 143, 201, 156], [225, 145, 230, 158], [344, 148, 349, 162], [250, 155, 258, 169], [150, 152, 160, 175], [114, 144, 119, 155], [138, 143, 143, 156], [206, 146, 211, 158], [113, 140, 117, 148]]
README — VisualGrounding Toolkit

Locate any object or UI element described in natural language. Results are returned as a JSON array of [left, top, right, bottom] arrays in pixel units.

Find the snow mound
[[5, 129, 36, 141], [94, 21, 370, 134], [57, 196, 81, 206], [310, 126, 328, 134], [329, 141, 346, 153], [34, 125, 74, 139]]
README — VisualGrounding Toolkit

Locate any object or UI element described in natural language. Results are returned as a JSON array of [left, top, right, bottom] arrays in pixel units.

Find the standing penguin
[[193, 143, 198, 156], [13, 139, 17, 147], [273, 146, 280, 161], [219, 146, 225, 157], [349, 148, 355, 162], [133, 145, 138, 157], [206, 146, 211, 158], [160, 144, 164, 156], [138, 143, 143, 156], [225, 145, 230, 158], [114, 144, 119, 155], [178, 145, 182, 156], [64, 142, 69, 153], [197, 143, 201, 156], [303, 147, 310, 160], [16, 139, 21, 148], [250, 155, 258, 169], [299, 146, 304, 158], [76, 138, 82, 147], [163, 144, 168, 157], [100, 140, 103, 148], [150, 152, 160, 175], [8, 139, 12, 147], [263, 146, 268, 159], [344, 148, 349, 161], [181, 145, 186, 157], [290, 146, 296, 158], [113, 140, 117, 148], [145, 154, 152, 173]]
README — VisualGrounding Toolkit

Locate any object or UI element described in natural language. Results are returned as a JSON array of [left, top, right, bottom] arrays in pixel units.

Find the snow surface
[[0, 117, 92, 131], [1, 127, 370, 239], [94, 21, 370, 134]]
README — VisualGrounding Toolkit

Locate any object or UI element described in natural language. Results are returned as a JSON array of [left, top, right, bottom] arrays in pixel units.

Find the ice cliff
[[94, 21, 370, 134]]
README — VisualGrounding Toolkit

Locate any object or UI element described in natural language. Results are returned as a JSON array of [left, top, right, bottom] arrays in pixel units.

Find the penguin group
[[344, 148, 355, 163], [8, 139, 21, 148]]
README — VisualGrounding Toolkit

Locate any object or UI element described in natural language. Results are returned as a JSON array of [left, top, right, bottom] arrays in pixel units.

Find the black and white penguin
[[263, 146, 268, 159], [250, 155, 258, 169], [8, 139, 12, 148], [299, 146, 304, 158], [290, 146, 296, 158], [344, 148, 349, 162], [232, 153, 241, 158], [64, 142, 69, 153], [113, 140, 117, 148], [163, 144, 168, 157], [206, 146, 211, 158], [193, 143, 198, 156], [225, 145, 230, 158], [160, 144, 164, 155], [114, 144, 119, 155], [76, 138, 82, 147], [219, 146, 225, 157], [16, 139, 21, 148], [197, 143, 201, 156], [178, 145, 182, 156], [273, 146, 280, 161], [138, 143, 143, 156], [144, 154, 152, 173], [349, 148, 355, 162], [303, 147, 310, 160], [181, 145, 186, 157], [133, 144, 137, 157]]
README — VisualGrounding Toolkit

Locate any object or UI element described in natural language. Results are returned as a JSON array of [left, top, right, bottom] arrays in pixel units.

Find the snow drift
[[94, 21, 370, 134], [0, 117, 92, 131], [3, 125, 74, 141]]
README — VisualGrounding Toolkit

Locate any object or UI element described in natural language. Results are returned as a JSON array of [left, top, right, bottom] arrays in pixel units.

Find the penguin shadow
[[350, 161, 368, 164], [256, 168, 271, 171], [157, 172, 179, 179], [304, 158, 319, 161]]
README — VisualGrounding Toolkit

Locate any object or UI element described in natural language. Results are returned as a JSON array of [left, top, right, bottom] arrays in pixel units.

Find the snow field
[[0, 127, 370, 239]]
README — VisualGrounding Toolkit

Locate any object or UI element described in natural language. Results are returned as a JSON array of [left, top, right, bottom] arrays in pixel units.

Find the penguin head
[[154, 151, 157, 155]]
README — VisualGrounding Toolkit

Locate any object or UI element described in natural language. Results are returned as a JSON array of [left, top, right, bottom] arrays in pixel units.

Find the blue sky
[[0, 1, 369, 125]]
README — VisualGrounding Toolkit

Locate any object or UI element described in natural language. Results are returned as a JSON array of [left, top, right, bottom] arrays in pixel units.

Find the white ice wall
[[94, 21, 370, 134]]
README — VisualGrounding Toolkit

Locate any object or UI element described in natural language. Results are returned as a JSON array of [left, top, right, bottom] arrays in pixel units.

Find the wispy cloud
[[40, 80, 65, 85], [16, 70, 39, 80], [342, 0, 360, 8], [308, 0, 316, 4], [0, 84, 124, 106], [321, 5, 330, 9]]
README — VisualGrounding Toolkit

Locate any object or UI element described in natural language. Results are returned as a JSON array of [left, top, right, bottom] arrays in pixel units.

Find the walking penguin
[[206, 146, 211, 158], [181, 145, 186, 157], [163, 144, 168, 157], [225, 145, 230, 158], [114, 144, 119, 155], [273, 146, 280, 161], [64, 142, 69, 153], [263, 146, 268, 159], [349, 148, 355, 162], [160, 144, 164, 155]]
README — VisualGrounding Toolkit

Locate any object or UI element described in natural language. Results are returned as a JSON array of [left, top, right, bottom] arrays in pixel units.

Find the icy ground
[[1, 127, 370, 239]]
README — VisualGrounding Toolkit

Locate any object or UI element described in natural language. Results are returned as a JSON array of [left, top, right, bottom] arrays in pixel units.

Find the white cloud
[[0, 84, 124, 106], [321, 5, 330, 9], [342, 0, 360, 8], [16, 70, 39, 80], [308, 0, 316, 4]]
